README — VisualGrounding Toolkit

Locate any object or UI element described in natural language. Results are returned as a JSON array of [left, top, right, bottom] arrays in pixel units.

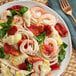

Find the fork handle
[[69, 14, 76, 24]]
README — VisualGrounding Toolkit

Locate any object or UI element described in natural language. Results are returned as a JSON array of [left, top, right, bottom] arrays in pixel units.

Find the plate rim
[[0, 1, 72, 76]]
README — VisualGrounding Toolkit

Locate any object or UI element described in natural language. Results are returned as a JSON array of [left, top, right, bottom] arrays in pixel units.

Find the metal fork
[[59, 0, 76, 23]]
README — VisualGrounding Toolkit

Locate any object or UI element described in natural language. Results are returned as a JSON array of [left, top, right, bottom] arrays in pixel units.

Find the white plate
[[0, 1, 72, 76]]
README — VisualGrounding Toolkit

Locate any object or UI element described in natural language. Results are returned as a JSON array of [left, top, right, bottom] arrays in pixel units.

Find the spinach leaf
[[26, 74, 30, 76], [0, 26, 12, 38], [10, 6, 28, 16], [34, 32, 46, 55], [20, 7, 28, 16], [0, 29, 7, 38], [2, 26, 12, 31], [7, 17, 13, 25], [39, 42, 43, 55], [10, 10, 21, 16], [61, 42, 67, 49], [58, 42, 68, 66], [0, 23, 8, 27], [58, 49, 66, 66], [27, 64, 33, 71], [0, 17, 13, 28], [25, 59, 33, 71], [35, 32, 46, 43], [0, 47, 5, 58], [0, 17, 13, 38]]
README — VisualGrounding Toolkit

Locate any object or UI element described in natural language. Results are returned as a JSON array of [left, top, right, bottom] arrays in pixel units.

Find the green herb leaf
[[0, 47, 5, 58], [58, 49, 66, 65], [34, 32, 46, 55], [39, 42, 43, 55], [10, 10, 21, 16], [7, 17, 13, 25], [58, 42, 67, 66], [0, 27, 12, 38], [0, 29, 7, 38], [10, 6, 28, 16], [0, 16, 13, 38], [61, 42, 68, 49], [26, 74, 30, 76], [0, 17, 13, 28], [10, 10, 17, 16], [25, 59, 33, 71], [27, 63, 33, 71], [3, 26, 12, 31], [20, 7, 28, 16], [35, 32, 46, 43], [0, 23, 8, 28]]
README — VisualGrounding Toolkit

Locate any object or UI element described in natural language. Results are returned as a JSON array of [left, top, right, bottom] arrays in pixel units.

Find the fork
[[59, 0, 76, 23]]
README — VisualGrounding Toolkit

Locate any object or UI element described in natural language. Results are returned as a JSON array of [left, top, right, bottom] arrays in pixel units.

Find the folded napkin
[[48, 0, 76, 49]]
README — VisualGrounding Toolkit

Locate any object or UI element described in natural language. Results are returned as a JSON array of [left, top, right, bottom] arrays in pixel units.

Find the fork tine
[[59, 0, 64, 9], [64, 0, 68, 6], [65, 0, 71, 6], [61, 0, 66, 8], [59, 0, 70, 9], [62, 0, 68, 7]]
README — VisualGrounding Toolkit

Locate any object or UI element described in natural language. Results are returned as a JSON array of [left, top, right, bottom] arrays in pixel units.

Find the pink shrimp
[[31, 72, 39, 76], [30, 6, 45, 19], [37, 14, 56, 26], [20, 39, 34, 54], [33, 61, 43, 73], [44, 38, 58, 58], [13, 15, 24, 26]]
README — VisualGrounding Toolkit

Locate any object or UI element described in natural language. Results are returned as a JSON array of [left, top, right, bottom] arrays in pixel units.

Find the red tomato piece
[[41, 44, 53, 55], [50, 63, 59, 71], [28, 24, 44, 36], [50, 61, 55, 64], [4, 43, 20, 56], [7, 5, 23, 12], [44, 25, 53, 36], [28, 56, 44, 64], [8, 26, 17, 35], [18, 63, 27, 70], [55, 23, 68, 37], [17, 40, 24, 49]]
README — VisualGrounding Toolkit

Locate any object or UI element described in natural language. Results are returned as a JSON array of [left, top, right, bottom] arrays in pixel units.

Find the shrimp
[[12, 15, 24, 26], [44, 38, 58, 58], [1, 10, 12, 22], [31, 72, 39, 76], [20, 39, 39, 55], [30, 6, 45, 19], [20, 39, 34, 54], [33, 61, 43, 73], [37, 14, 56, 26]]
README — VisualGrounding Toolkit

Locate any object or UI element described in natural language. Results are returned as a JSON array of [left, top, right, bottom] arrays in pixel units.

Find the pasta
[[0, 5, 68, 76]]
